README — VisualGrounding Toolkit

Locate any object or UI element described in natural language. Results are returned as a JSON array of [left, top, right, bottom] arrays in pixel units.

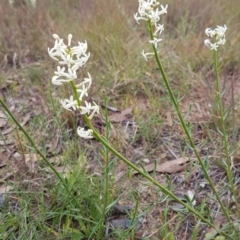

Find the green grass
[[1, 0, 240, 239]]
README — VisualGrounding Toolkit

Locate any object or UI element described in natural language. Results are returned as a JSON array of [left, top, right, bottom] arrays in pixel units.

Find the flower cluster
[[48, 34, 99, 139], [134, 0, 168, 61], [204, 25, 227, 51]]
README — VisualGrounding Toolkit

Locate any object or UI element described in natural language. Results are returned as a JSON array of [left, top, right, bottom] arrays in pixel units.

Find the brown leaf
[[133, 157, 190, 174], [166, 111, 173, 127], [46, 129, 62, 155], [0, 185, 12, 194], [100, 104, 120, 113], [49, 155, 64, 165], [204, 215, 222, 240], [0, 139, 14, 145], [108, 107, 133, 123], [25, 153, 39, 174], [2, 126, 15, 135], [20, 114, 31, 126]]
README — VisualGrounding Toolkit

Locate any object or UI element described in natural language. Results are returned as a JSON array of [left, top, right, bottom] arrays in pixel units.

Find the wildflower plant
[[134, 0, 235, 237], [204, 25, 239, 217]]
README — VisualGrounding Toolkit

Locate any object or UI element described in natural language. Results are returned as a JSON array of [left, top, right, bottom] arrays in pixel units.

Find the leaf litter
[[133, 157, 191, 174]]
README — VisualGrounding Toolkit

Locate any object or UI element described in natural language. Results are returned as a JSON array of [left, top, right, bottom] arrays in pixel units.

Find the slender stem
[[147, 20, 231, 223], [0, 99, 82, 210], [130, 193, 139, 227], [97, 94, 110, 240], [213, 50, 240, 216]]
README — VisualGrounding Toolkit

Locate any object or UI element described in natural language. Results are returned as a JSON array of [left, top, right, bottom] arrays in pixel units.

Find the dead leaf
[[2, 126, 15, 135], [9, 105, 15, 112], [13, 152, 23, 161], [25, 153, 39, 174], [108, 107, 133, 123], [0, 185, 12, 194], [204, 215, 222, 240], [1, 172, 15, 182], [20, 114, 31, 126], [100, 104, 120, 113], [133, 157, 190, 174], [46, 129, 62, 155], [0, 139, 14, 145], [166, 111, 173, 127], [49, 155, 64, 165]]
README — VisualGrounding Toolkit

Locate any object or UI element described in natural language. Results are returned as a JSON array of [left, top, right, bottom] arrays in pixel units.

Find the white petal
[[187, 190, 196, 206], [77, 127, 93, 139]]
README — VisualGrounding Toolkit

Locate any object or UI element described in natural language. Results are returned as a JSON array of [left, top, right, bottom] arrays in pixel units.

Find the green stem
[[0, 98, 82, 210], [69, 81, 232, 238], [213, 50, 239, 216], [147, 20, 232, 223], [97, 94, 110, 240], [130, 193, 139, 228]]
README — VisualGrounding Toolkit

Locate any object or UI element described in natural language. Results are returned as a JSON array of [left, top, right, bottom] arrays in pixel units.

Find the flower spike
[[48, 34, 100, 139], [204, 25, 227, 51], [134, 0, 167, 60]]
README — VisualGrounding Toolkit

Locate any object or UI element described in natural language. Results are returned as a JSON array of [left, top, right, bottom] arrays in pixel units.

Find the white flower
[[158, 4, 168, 15], [80, 101, 100, 119], [71, 40, 88, 56], [205, 25, 227, 39], [76, 72, 92, 89], [141, 50, 154, 61], [75, 72, 92, 100], [134, 0, 168, 26], [77, 127, 93, 139], [154, 24, 164, 35], [52, 68, 77, 85], [149, 37, 162, 48], [78, 83, 89, 100], [149, 5, 168, 26], [88, 102, 99, 119], [72, 53, 91, 70], [58, 54, 76, 68], [204, 39, 218, 51], [48, 35, 67, 61], [54, 66, 66, 76], [61, 96, 78, 111], [204, 25, 227, 51], [48, 34, 90, 70], [135, 1, 167, 52]]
